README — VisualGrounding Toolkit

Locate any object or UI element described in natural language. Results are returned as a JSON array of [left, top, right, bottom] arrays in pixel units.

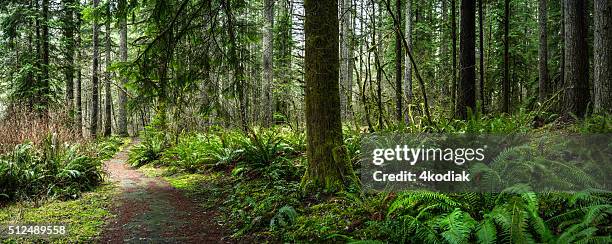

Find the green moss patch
[[0, 184, 118, 243]]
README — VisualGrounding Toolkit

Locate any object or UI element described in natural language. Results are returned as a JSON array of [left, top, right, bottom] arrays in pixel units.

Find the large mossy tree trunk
[[302, 0, 357, 194]]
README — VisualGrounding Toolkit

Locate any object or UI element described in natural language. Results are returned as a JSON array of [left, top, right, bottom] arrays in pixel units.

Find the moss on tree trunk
[[301, 0, 358, 195]]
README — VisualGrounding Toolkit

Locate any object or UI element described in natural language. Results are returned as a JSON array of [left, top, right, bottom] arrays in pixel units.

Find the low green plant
[[129, 132, 165, 167], [0, 134, 123, 203]]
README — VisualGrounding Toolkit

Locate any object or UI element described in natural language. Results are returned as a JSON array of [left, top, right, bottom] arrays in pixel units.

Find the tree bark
[[456, 0, 476, 120], [502, 0, 510, 113], [594, 0, 612, 114], [394, 0, 402, 122], [302, 0, 357, 193], [263, 0, 274, 126], [104, 8, 112, 137], [478, 0, 485, 113], [451, 0, 457, 113], [538, 0, 549, 104], [404, 0, 414, 124], [372, 0, 383, 128], [340, 0, 354, 120], [564, 0, 590, 118], [117, 0, 129, 136], [404, 0, 413, 124], [440, 0, 448, 99], [91, 0, 100, 138], [75, 3, 83, 137]]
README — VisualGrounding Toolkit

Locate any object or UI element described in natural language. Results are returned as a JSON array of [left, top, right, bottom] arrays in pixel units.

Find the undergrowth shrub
[[143, 117, 611, 242], [0, 135, 124, 204], [129, 131, 165, 167]]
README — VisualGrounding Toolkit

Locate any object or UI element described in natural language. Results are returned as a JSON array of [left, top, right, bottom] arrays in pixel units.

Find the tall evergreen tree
[[63, 0, 76, 120], [117, 0, 129, 136], [91, 0, 100, 138], [539, 0, 549, 104], [405, 0, 413, 123], [564, 0, 590, 118], [394, 0, 402, 122], [456, 0, 476, 119], [263, 0, 274, 126], [103, 4, 112, 137], [502, 0, 510, 113], [593, 0, 612, 114], [302, 0, 357, 193]]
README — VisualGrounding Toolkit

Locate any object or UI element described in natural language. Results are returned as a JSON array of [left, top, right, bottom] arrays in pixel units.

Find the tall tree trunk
[[478, 0, 485, 113], [263, 0, 274, 126], [340, 0, 353, 120], [372, 0, 383, 128], [404, 0, 413, 123], [502, 0, 510, 113], [564, 0, 590, 118], [222, 0, 247, 130], [117, 0, 129, 136], [302, 0, 357, 193], [104, 9, 112, 137], [41, 0, 50, 112], [63, 0, 75, 120], [451, 0, 457, 115], [558, 3, 565, 93], [594, 0, 612, 114], [538, 0, 549, 104], [440, 0, 448, 98], [91, 0, 100, 138], [456, 0, 476, 120], [75, 3, 83, 137], [394, 0, 402, 122]]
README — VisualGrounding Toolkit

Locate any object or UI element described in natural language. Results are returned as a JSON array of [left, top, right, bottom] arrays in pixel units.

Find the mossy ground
[[0, 184, 118, 243]]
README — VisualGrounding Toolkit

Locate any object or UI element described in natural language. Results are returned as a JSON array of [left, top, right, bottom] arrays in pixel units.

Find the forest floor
[[100, 142, 230, 243]]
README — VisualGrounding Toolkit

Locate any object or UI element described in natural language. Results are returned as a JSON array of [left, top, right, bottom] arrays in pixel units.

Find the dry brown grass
[[0, 105, 84, 154]]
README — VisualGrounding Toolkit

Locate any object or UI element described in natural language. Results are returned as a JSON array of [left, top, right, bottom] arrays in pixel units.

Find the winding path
[[100, 142, 228, 243]]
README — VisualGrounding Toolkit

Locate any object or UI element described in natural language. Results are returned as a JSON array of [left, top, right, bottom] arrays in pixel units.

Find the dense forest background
[[0, 0, 609, 138], [0, 0, 611, 242]]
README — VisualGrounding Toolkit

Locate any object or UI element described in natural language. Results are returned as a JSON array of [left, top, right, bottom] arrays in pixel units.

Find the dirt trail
[[100, 142, 228, 243]]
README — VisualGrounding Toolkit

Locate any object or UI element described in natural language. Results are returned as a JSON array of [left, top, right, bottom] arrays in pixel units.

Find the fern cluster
[[0, 136, 124, 203], [383, 189, 611, 243]]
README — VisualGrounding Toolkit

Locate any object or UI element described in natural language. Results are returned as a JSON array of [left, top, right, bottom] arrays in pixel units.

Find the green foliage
[[128, 130, 165, 167], [140, 125, 611, 243], [574, 114, 612, 133], [270, 205, 298, 230], [0, 136, 124, 203]]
